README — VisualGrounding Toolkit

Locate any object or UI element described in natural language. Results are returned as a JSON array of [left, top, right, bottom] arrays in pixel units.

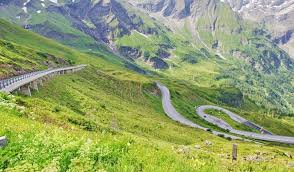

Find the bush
[[144, 51, 150, 58], [217, 134, 225, 138], [52, 106, 62, 113], [101, 104, 106, 109], [68, 117, 97, 131]]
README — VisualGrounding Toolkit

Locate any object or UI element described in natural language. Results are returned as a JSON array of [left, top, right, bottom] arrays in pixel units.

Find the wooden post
[[232, 144, 237, 161], [0, 136, 7, 147]]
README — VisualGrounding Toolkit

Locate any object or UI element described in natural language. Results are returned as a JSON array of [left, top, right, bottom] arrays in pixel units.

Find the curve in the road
[[156, 82, 294, 145], [196, 106, 294, 144], [196, 105, 272, 135], [156, 82, 244, 141]]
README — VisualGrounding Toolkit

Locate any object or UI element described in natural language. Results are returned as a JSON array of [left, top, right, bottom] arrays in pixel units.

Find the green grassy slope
[[0, 19, 77, 63], [0, 4, 102, 52], [116, 2, 294, 116], [1, 1, 293, 115], [0, 39, 73, 79], [159, 79, 294, 136], [28, 11, 104, 52], [2, 95, 293, 172], [0, 19, 294, 171], [204, 109, 259, 132]]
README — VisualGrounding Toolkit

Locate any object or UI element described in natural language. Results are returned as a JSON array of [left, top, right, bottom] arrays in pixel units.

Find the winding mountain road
[[196, 105, 272, 135], [197, 106, 294, 144], [156, 82, 294, 145], [156, 82, 244, 141]]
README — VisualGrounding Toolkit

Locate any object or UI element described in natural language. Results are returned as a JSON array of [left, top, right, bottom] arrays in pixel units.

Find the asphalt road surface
[[157, 82, 294, 145], [196, 105, 294, 144], [156, 82, 243, 141], [196, 105, 272, 134], [0, 65, 86, 93]]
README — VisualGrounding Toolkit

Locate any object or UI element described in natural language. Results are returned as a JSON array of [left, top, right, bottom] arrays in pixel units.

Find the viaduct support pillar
[[20, 85, 31, 96], [42, 76, 48, 82], [30, 81, 39, 92], [38, 79, 43, 86]]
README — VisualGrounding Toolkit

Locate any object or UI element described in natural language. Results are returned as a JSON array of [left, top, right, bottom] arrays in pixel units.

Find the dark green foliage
[[52, 106, 62, 113], [182, 54, 198, 64], [59, 149, 79, 172], [67, 117, 99, 132], [144, 51, 150, 58], [217, 87, 243, 107], [226, 137, 232, 141], [217, 134, 225, 138]]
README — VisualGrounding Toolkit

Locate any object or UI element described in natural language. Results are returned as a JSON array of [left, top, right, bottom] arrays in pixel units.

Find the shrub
[[143, 51, 150, 58], [217, 134, 225, 138], [52, 106, 62, 113], [226, 137, 232, 141], [68, 117, 97, 131]]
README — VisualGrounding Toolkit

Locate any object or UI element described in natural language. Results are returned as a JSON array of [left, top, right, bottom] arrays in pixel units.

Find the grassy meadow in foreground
[[1, 68, 294, 172]]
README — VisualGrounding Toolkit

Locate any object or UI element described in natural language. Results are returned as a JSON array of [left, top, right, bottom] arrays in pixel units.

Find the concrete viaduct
[[0, 65, 86, 96]]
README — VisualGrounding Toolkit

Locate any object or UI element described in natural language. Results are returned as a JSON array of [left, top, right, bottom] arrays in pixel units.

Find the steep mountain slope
[[0, 0, 161, 50], [223, 0, 294, 57], [0, 39, 69, 79], [0, 0, 293, 115], [131, 0, 294, 115], [1, 19, 294, 171]]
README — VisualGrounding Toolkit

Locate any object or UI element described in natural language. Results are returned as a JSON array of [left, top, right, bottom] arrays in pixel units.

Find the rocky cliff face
[[47, 0, 159, 44], [0, 0, 158, 42], [136, 0, 218, 19], [0, 0, 169, 68], [0, 0, 293, 66], [223, 0, 294, 57], [134, 0, 220, 29]]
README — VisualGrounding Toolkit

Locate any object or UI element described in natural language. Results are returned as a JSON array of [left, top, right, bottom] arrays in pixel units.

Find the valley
[[0, 0, 294, 171]]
